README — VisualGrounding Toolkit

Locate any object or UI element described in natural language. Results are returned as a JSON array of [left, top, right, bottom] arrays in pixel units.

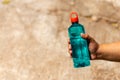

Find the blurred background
[[0, 0, 120, 80]]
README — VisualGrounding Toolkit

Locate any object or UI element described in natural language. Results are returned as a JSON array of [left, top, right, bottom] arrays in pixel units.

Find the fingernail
[[80, 33, 84, 36]]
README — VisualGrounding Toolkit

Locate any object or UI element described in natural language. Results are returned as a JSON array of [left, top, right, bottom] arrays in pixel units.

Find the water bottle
[[68, 12, 90, 68]]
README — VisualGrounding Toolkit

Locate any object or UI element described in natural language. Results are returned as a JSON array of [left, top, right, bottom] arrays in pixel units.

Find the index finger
[[68, 39, 70, 44]]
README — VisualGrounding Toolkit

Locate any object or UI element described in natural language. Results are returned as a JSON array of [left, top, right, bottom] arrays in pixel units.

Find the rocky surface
[[0, 0, 120, 80]]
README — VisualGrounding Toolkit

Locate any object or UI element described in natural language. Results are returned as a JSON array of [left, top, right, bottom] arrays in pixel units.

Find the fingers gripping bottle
[[68, 12, 90, 68]]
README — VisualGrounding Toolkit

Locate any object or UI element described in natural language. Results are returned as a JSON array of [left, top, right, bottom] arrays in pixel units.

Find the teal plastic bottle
[[68, 12, 90, 68]]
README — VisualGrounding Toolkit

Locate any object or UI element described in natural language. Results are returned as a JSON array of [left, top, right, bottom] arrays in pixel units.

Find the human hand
[[68, 33, 99, 60]]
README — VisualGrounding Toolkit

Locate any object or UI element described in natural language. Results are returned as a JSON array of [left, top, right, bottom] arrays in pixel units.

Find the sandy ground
[[0, 0, 120, 80]]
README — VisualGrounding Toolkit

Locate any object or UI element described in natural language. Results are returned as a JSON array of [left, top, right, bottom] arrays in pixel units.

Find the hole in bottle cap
[[72, 14, 77, 18]]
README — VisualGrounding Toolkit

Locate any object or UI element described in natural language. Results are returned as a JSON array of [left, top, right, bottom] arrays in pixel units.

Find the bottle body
[[68, 23, 90, 68]]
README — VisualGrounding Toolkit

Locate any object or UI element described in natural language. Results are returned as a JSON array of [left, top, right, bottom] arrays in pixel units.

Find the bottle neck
[[72, 22, 78, 24]]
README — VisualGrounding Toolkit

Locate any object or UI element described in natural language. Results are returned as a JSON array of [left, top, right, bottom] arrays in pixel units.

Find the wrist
[[95, 44, 103, 59]]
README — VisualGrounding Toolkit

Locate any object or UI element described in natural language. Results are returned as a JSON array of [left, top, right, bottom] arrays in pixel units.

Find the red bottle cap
[[70, 12, 79, 23]]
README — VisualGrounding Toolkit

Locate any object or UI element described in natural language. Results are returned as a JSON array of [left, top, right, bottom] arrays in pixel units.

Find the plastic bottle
[[68, 12, 90, 68]]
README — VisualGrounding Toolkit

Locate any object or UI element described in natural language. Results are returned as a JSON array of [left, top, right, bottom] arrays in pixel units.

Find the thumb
[[81, 33, 93, 41]]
